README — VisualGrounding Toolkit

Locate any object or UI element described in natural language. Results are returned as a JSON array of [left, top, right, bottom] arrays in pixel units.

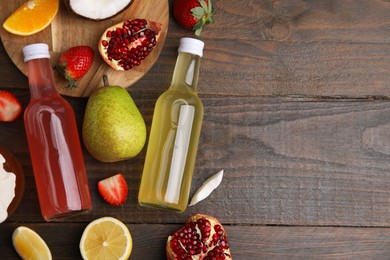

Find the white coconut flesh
[[69, 0, 133, 20]]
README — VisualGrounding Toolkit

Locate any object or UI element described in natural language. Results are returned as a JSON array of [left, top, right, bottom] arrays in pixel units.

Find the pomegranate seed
[[102, 40, 108, 47], [106, 31, 112, 37]]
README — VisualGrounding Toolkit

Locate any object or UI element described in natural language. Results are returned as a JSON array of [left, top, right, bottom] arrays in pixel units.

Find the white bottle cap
[[178, 37, 204, 57], [22, 43, 50, 62]]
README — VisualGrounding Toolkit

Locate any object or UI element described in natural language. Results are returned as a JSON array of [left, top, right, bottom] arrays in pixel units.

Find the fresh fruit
[[0, 90, 22, 122], [173, 0, 214, 36], [98, 19, 162, 71], [65, 0, 133, 21], [166, 214, 232, 260], [98, 174, 128, 206], [56, 46, 94, 88], [12, 226, 52, 260], [3, 0, 59, 36], [80, 217, 132, 260], [82, 76, 147, 162]]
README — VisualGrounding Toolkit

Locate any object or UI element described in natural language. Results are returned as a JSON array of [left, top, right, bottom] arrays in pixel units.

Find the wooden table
[[1, 1, 390, 259]]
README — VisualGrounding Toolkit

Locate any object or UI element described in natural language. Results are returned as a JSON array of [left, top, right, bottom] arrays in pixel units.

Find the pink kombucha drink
[[23, 43, 91, 221]]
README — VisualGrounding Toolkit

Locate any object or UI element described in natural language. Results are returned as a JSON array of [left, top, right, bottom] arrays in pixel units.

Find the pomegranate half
[[166, 214, 232, 260], [98, 19, 162, 71]]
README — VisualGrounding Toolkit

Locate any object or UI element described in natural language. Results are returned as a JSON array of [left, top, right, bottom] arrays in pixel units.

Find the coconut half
[[66, 0, 133, 21]]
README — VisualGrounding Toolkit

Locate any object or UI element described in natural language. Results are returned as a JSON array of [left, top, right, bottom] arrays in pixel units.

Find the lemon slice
[[3, 0, 59, 36], [12, 226, 52, 260], [80, 217, 132, 260]]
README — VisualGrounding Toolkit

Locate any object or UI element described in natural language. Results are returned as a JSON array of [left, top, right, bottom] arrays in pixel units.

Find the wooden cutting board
[[0, 0, 169, 97]]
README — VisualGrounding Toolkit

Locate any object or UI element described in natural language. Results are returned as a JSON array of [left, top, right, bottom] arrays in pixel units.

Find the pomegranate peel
[[189, 170, 224, 206], [98, 19, 162, 71], [166, 214, 232, 260]]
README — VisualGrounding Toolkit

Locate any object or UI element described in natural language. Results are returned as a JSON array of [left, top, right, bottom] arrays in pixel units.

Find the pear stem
[[103, 75, 109, 87]]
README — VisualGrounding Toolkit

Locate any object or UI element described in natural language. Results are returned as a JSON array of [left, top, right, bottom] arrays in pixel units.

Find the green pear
[[82, 77, 146, 162]]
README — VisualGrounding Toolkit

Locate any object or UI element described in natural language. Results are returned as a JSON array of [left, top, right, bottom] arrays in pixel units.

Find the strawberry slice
[[0, 90, 22, 122], [98, 174, 128, 206]]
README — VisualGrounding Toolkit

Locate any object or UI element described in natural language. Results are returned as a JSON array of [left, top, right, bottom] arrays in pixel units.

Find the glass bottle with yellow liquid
[[138, 38, 205, 212]]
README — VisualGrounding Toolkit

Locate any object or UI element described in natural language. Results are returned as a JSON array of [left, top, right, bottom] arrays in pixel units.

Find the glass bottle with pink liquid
[[22, 43, 92, 221]]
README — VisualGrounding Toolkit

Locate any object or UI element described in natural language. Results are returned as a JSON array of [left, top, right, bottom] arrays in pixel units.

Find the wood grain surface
[[1, 0, 390, 259], [0, 0, 168, 97], [1, 223, 389, 259], [2, 92, 390, 226]]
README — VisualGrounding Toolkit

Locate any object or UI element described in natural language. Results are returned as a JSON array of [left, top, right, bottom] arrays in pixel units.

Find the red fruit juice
[[23, 44, 91, 221]]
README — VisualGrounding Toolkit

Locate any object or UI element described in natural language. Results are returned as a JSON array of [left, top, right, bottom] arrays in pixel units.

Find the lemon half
[[80, 216, 132, 260]]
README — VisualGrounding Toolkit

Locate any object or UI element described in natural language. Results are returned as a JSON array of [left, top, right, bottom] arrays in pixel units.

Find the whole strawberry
[[173, 0, 214, 36], [56, 46, 94, 88]]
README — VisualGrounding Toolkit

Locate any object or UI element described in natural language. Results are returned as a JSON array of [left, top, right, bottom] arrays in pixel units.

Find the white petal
[[189, 170, 224, 206]]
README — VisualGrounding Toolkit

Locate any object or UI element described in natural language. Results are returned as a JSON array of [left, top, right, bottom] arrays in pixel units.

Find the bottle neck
[[26, 58, 58, 99], [170, 52, 201, 92]]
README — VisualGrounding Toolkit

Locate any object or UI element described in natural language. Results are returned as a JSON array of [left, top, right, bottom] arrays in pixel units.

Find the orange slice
[[3, 0, 59, 36], [80, 217, 133, 260]]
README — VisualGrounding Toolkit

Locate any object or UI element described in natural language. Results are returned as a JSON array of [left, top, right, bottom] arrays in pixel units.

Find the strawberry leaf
[[55, 61, 77, 88], [198, 0, 209, 12], [191, 0, 215, 35], [208, 16, 215, 24], [192, 7, 205, 20], [208, 0, 213, 14], [193, 19, 204, 30], [193, 19, 204, 36], [195, 27, 203, 36]]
